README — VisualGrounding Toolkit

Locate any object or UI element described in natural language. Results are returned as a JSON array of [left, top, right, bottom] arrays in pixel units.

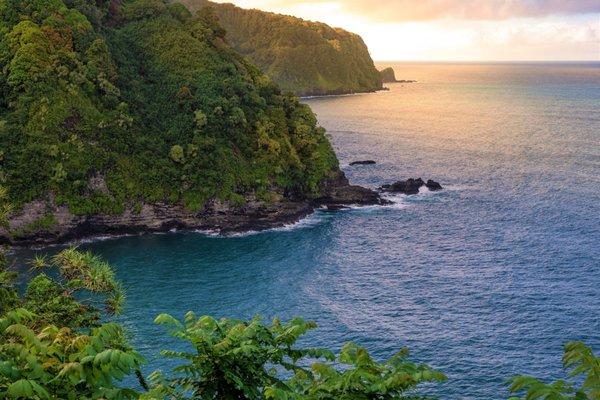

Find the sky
[[212, 0, 600, 61]]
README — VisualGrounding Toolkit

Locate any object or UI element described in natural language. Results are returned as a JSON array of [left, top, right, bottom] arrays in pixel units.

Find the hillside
[[176, 0, 383, 96], [0, 0, 377, 244]]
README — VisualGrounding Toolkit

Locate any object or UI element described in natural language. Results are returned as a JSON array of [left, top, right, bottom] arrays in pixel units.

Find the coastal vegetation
[[0, 246, 597, 399], [0, 0, 339, 241], [0, 247, 448, 399], [176, 0, 384, 96], [0, 1, 597, 399]]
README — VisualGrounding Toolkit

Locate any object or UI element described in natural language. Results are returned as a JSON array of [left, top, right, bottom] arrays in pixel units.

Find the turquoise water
[[31, 63, 600, 398]]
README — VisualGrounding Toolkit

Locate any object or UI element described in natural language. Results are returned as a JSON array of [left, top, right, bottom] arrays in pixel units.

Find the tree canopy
[[0, 0, 339, 241]]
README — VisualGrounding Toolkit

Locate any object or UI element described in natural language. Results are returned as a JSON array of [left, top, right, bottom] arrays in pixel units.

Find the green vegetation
[[0, 0, 339, 226], [0, 248, 447, 399], [1, 243, 598, 399], [0, 247, 143, 399], [509, 341, 599, 400], [176, 0, 384, 96]]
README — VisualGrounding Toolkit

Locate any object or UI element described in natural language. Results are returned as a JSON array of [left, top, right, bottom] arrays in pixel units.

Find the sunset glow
[[212, 0, 600, 61]]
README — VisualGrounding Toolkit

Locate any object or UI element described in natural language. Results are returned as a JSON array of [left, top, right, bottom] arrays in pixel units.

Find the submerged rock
[[379, 178, 443, 195], [349, 160, 376, 166]]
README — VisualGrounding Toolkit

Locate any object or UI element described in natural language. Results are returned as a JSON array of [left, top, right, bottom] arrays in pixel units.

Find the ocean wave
[[74, 233, 140, 245], [217, 213, 327, 238]]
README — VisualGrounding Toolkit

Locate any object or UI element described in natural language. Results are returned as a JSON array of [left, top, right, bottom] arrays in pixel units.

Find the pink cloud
[[263, 0, 600, 21]]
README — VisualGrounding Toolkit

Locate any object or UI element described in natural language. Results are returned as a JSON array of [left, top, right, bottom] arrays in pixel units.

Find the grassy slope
[[176, 0, 383, 96]]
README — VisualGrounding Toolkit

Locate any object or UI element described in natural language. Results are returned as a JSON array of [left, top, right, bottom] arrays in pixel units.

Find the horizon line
[[373, 60, 600, 63]]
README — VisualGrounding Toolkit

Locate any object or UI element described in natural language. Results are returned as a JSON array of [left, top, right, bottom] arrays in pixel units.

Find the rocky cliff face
[[176, 0, 384, 96], [1, 170, 382, 245]]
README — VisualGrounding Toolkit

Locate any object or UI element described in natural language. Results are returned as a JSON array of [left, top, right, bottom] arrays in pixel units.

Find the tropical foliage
[[509, 341, 599, 400], [1, 247, 599, 399], [176, 0, 383, 96], [0, 248, 448, 399], [0, 0, 339, 238], [0, 247, 143, 399], [0, 309, 143, 400]]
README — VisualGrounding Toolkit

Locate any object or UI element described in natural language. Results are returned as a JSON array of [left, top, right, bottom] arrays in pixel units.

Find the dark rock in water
[[349, 160, 376, 166], [379, 177, 443, 195], [379, 67, 417, 84], [380, 178, 425, 195], [426, 179, 443, 191], [316, 170, 389, 206], [379, 67, 397, 83]]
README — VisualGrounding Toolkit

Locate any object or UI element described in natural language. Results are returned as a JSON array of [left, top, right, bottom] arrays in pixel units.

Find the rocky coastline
[[299, 86, 388, 99], [0, 171, 385, 247]]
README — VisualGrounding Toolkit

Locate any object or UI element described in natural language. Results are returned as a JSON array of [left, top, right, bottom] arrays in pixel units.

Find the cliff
[[0, 0, 381, 245], [176, 0, 384, 96]]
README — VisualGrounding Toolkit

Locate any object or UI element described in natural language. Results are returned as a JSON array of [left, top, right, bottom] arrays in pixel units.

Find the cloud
[[362, 16, 600, 60], [243, 0, 600, 21], [215, 0, 600, 60]]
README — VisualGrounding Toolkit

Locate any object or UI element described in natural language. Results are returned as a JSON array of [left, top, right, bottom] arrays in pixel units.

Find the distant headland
[[176, 0, 385, 96]]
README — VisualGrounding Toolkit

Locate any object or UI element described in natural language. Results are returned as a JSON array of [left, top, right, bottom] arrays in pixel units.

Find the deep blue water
[[23, 63, 600, 399]]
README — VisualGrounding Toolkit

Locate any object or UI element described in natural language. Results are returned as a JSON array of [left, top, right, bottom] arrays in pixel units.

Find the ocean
[[26, 62, 600, 398]]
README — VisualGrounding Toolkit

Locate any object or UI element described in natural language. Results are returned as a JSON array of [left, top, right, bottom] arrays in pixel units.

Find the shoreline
[[1, 171, 384, 247], [1, 200, 315, 248], [298, 86, 387, 100]]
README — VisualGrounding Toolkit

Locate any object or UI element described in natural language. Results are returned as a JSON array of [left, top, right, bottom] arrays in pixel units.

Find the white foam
[[191, 212, 327, 238], [301, 89, 388, 100], [192, 229, 220, 237], [443, 184, 474, 191], [379, 194, 410, 209], [70, 232, 140, 246], [25, 183, 464, 247], [418, 185, 433, 195]]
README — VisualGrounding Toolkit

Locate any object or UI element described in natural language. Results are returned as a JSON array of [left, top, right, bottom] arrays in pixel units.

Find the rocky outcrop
[[316, 170, 385, 206], [379, 178, 443, 195], [379, 67, 417, 84], [425, 179, 443, 191], [1, 170, 383, 246], [379, 67, 398, 83]]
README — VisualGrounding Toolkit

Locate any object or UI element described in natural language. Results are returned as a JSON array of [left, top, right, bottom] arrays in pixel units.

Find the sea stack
[[380, 67, 399, 83]]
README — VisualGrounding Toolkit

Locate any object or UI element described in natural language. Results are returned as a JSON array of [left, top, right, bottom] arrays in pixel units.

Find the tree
[[142, 313, 446, 400], [0, 248, 143, 399], [26, 248, 126, 328], [143, 314, 330, 399]]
